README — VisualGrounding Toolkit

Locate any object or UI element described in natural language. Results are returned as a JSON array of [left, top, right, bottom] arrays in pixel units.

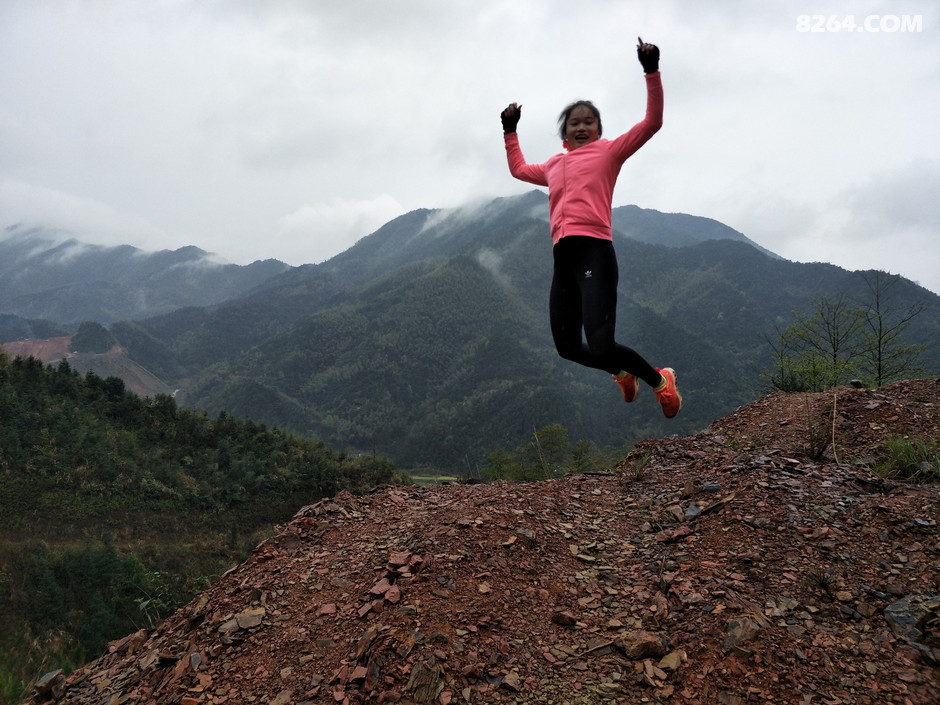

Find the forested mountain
[[116, 191, 939, 472], [0, 351, 404, 700], [5, 192, 938, 472], [112, 194, 747, 468], [0, 225, 290, 327]]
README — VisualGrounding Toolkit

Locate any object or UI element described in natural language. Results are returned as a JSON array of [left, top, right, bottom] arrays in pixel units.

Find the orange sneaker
[[654, 368, 682, 418], [613, 371, 639, 403]]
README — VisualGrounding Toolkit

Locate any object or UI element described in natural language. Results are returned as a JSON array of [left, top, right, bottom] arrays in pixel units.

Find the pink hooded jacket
[[504, 72, 663, 246]]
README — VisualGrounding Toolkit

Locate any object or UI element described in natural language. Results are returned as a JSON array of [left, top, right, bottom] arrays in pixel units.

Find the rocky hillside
[[29, 380, 939, 704]]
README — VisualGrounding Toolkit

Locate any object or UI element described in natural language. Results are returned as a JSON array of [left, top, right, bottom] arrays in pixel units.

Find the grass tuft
[[876, 435, 940, 483], [621, 453, 651, 484]]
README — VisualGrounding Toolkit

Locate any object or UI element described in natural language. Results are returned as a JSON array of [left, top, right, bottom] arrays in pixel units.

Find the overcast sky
[[2, 0, 938, 294]]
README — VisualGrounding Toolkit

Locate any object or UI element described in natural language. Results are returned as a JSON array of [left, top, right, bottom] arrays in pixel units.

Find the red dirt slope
[[28, 380, 940, 704]]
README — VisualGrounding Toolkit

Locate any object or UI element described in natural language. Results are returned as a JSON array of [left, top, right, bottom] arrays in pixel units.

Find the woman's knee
[[585, 326, 615, 359], [554, 340, 581, 362]]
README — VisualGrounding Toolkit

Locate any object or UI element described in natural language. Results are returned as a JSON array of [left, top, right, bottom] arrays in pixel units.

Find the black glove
[[501, 104, 521, 134], [637, 42, 660, 74]]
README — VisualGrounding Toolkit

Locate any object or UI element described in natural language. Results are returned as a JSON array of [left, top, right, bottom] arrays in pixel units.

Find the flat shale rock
[[25, 380, 940, 704]]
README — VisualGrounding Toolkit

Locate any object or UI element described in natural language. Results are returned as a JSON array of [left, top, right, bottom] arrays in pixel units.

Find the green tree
[[855, 271, 926, 386], [524, 424, 570, 480], [569, 438, 604, 474], [69, 322, 116, 354], [766, 272, 929, 392], [20, 543, 66, 633], [786, 293, 863, 391], [481, 448, 522, 482], [482, 424, 618, 482]]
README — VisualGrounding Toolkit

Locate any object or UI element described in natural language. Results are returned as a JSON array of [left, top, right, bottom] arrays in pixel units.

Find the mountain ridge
[[156, 194, 936, 470], [0, 225, 291, 326], [3, 193, 937, 472]]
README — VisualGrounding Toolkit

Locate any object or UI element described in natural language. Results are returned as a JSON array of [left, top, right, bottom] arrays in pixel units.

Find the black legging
[[550, 236, 661, 387]]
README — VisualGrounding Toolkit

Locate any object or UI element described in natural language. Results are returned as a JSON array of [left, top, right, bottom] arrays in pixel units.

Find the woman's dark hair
[[557, 100, 602, 140]]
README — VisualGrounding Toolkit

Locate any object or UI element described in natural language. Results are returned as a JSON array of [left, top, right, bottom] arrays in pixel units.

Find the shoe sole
[[657, 368, 682, 418]]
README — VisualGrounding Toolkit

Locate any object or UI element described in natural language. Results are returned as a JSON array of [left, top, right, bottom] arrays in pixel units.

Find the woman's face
[[564, 106, 600, 150]]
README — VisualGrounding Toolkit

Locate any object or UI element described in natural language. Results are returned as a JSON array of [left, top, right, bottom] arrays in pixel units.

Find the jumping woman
[[500, 37, 681, 418]]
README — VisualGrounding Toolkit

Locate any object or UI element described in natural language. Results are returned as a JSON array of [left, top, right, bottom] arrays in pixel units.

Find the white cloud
[[747, 160, 940, 293], [0, 177, 175, 250], [276, 195, 404, 264], [0, 0, 937, 292], [847, 159, 940, 231]]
